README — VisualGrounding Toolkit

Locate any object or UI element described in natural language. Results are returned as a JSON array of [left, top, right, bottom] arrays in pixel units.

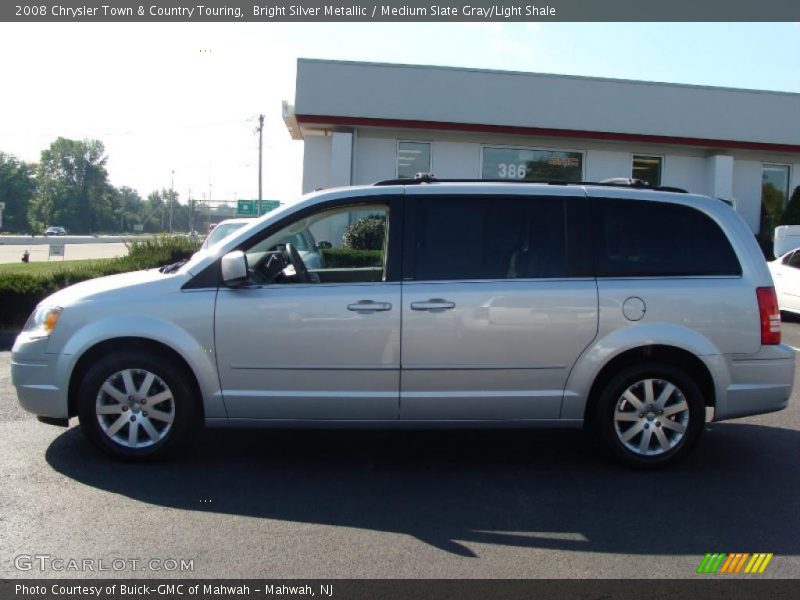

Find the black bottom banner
[[3, 580, 800, 600]]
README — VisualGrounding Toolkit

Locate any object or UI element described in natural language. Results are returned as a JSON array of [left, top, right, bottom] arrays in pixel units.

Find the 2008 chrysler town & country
[[11, 179, 795, 467]]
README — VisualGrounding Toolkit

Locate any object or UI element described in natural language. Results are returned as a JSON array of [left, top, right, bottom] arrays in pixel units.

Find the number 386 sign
[[482, 147, 583, 181]]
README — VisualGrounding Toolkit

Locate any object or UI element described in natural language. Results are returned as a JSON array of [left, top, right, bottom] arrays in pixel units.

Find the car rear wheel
[[77, 351, 196, 460], [594, 363, 705, 468]]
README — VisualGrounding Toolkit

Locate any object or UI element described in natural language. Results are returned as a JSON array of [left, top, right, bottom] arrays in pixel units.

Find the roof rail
[[373, 174, 687, 193]]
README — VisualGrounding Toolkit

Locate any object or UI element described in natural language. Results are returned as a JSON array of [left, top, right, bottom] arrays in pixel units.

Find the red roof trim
[[294, 114, 800, 154]]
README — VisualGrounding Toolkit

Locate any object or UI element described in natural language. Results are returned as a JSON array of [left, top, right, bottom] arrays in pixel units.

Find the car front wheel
[[77, 351, 196, 460]]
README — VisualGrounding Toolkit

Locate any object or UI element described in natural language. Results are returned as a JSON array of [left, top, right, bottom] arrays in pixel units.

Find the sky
[[1, 22, 799, 206]]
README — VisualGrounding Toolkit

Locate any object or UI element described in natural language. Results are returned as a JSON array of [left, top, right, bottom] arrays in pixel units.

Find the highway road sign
[[236, 200, 257, 217]]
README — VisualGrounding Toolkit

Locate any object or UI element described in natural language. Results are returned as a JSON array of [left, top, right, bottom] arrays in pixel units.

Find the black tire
[[593, 362, 705, 468], [77, 350, 197, 461]]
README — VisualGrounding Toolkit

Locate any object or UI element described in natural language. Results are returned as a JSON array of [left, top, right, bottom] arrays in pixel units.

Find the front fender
[[54, 315, 226, 419], [560, 322, 727, 420]]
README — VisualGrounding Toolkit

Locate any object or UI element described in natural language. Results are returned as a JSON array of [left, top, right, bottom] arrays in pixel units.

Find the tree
[[779, 186, 800, 226], [0, 152, 35, 232], [141, 190, 166, 232], [342, 215, 386, 250], [28, 138, 114, 234], [758, 181, 786, 242]]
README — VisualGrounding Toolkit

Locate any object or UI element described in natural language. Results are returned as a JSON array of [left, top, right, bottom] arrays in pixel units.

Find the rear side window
[[412, 197, 567, 281], [595, 199, 741, 277]]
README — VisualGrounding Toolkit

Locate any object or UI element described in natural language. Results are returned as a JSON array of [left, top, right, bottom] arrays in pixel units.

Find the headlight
[[23, 306, 63, 337]]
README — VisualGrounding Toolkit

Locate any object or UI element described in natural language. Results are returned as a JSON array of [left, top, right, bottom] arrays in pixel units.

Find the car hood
[[43, 268, 182, 308]]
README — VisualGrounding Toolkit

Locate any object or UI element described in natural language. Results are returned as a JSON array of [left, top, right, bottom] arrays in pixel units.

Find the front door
[[214, 199, 401, 420], [400, 194, 598, 420]]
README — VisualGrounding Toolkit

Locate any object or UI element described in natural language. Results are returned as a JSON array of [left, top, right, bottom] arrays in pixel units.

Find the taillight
[[756, 287, 781, 345]]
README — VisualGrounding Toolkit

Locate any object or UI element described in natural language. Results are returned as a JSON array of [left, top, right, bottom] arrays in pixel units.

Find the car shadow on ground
[[46, 423, 800, 558], [781, 311, 800, 324]]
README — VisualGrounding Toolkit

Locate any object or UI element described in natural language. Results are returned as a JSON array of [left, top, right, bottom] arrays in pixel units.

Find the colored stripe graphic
[[720, 553, 750, 573], [734, 553, 750, 573], [745, 553, 774, 574], [699, 553, 773, 574], [697, 553, 727, 573]]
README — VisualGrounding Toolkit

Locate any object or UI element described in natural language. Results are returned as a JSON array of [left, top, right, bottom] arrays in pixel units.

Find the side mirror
[[221, 250, 249, 287]]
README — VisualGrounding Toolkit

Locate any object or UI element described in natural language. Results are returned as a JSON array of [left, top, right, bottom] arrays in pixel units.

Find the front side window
[[482, 146, 583, 182], [760, 164, 791, 236], [632, 155, 663, 186], [244, 204, 389, 284], [596, 199, 741, 277], [397, 141, 431, 179], [413, 197, 567, 281]]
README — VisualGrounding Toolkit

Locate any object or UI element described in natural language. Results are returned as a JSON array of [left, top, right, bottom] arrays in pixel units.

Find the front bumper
[[11, 333, 68, 419], [714, 344, 795, 421]]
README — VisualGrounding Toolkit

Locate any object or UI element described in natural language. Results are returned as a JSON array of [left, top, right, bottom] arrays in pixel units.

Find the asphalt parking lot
[[2, 322, 800, 579]]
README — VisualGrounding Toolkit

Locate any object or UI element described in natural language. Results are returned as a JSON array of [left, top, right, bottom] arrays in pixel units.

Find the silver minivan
[[11, 180, 795, 467]]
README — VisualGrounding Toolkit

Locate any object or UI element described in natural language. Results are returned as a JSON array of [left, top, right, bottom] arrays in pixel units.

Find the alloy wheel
[[613, 378, 690, 456], [95, 368, 175, 448]]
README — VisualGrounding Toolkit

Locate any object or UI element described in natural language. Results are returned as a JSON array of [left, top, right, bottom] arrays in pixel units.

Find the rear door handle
[[347, 300, 392, 313], [410, 299, 456, 311]]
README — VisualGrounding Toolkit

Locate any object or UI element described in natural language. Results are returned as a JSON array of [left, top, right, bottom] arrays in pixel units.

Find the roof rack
[[373, 173, 687, 193]]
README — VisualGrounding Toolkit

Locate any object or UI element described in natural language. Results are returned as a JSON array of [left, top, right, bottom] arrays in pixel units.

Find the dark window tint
[[788, 251, 800, 269], [413, 197, 566, 280], [596, 199, 741, 277]]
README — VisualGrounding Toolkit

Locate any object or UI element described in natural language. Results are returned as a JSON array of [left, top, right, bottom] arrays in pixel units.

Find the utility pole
[[168, 170, 175, 233], [257, 114, 264, 216]]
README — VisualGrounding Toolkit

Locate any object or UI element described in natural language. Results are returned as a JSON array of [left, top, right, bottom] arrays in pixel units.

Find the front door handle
[[410, 298, 456, 311], [347, 300, 392, 313]]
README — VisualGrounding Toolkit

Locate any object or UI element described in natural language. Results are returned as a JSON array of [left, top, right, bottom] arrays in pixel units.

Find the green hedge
[[321, 248, 383, 268], [0, 236, 200, 329]]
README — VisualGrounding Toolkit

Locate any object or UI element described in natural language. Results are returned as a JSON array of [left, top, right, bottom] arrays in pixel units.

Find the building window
[[760, 164, 791, 236], [481, 146, 583, 182], [632, 155, 662, 186], [397, 141, 431, 179]]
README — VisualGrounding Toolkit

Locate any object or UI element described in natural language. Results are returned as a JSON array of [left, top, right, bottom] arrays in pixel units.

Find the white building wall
[[352, 137, 395, 185], [732, 159, 763, 232], [706, 155, 735, 200], [302, 136, 332, 193], [663, 155, 708, 196], [305, 129, 793, 234], [330, 131, 353, 187]]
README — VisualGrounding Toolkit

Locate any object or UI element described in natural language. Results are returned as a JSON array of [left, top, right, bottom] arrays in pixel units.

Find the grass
[[0, 259, 114, 275]]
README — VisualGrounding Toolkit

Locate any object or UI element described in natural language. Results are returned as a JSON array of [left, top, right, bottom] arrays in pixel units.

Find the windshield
[[205, 222, 248, 247]]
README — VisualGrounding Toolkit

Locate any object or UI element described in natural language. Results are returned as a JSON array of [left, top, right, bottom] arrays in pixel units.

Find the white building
[[283, 59, 800, 233]]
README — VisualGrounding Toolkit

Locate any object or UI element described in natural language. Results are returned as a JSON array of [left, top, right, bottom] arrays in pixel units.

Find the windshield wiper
[[159, 259, 188, 274]]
